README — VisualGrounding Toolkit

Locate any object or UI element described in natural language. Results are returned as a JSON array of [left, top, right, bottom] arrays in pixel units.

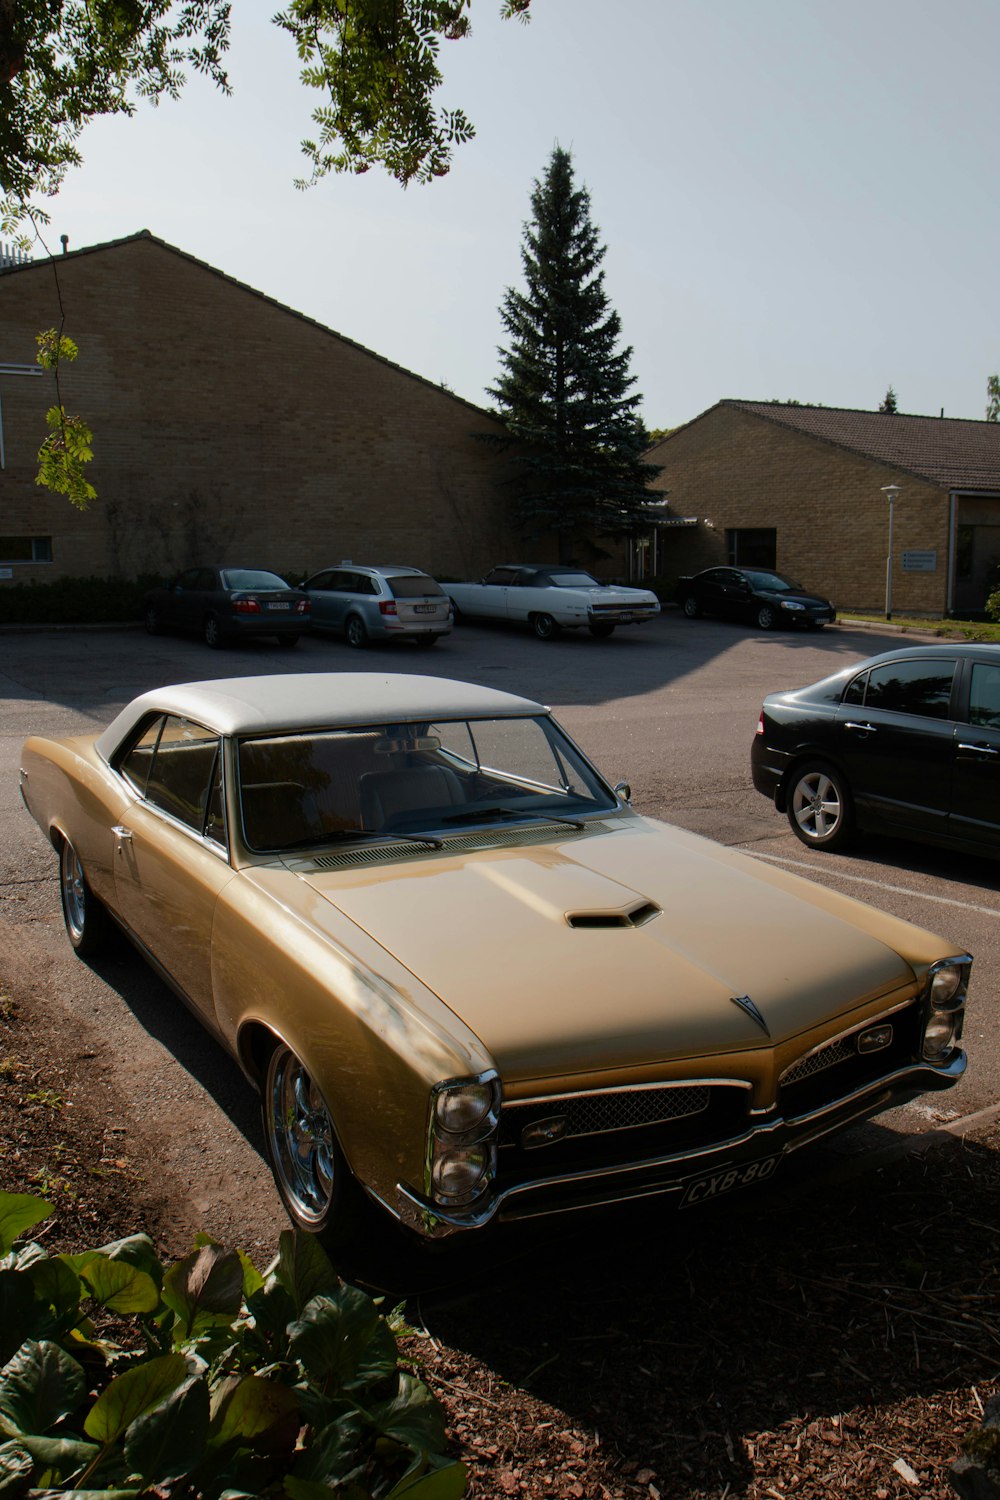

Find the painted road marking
[[747, 849, 1000, 920]]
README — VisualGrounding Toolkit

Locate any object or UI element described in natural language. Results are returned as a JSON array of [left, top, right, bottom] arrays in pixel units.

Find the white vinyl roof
[[95, 673, 546, 758]]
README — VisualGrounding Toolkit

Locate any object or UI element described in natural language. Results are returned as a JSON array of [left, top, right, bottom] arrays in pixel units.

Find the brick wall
[[0, 234, 522, 587], [646, 405, 951, 614]]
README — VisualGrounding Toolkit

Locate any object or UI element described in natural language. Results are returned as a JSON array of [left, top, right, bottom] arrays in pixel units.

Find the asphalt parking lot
[[2, 608, 997, 1135]]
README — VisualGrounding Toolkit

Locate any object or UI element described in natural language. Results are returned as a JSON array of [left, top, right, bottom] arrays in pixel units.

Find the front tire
[[262, 1044, 361, 1240], [531, 612, 560, 641], [59, 838, 113, 958], [682, 595, 701, 619], [144, 606, 160, 636], [345, 615, 368, 649], [756, 604, 776, 631], [787, 761, 854, 851]]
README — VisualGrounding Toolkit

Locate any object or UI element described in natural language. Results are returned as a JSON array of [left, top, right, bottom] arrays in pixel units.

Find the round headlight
[[930, 965, 963, 1008], [431, 1146, 491, 1203], [435, 1082, 495, 1134], [923, 1011, 958, 1061]]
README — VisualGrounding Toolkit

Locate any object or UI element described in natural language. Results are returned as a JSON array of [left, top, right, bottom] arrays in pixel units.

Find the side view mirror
[[614, 781, 632, 805]]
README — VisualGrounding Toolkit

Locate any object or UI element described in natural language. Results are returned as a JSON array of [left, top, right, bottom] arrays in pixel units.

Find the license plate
[[266, 603, 290, 611], [414, 604, 437, 614], [617, 612, 634, 623], [679, 1155, 780, 1207]]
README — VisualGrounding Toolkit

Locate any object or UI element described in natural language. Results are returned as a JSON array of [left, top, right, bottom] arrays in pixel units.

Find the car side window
[[843, 672, 868, 706], [484, 568, 516, 586], [126, 715, 224, 838], [193, 569, 216, 590], [307, 571, 333, 590], [968, 663, 1000, 729], [863, 660, 957, 720]]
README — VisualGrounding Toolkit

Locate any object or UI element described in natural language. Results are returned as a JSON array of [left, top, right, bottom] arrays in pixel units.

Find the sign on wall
[[902, 551, 937, 572]]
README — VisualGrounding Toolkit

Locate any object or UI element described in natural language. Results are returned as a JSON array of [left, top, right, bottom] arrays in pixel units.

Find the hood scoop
[[567, 900, 661, 929]]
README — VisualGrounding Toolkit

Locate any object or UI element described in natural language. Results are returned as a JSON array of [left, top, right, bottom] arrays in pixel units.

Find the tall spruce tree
[[488, 145, 662, 561]]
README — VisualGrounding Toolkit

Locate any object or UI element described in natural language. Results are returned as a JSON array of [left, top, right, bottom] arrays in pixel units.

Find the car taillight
[[379, 600, 398, 616], [756, 713, 764, 735], [296, 599, 311, 614], [234, 598, 262, 614]]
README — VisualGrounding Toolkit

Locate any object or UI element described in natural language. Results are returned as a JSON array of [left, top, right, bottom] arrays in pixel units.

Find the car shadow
[[408, 1129, 999, 1495]]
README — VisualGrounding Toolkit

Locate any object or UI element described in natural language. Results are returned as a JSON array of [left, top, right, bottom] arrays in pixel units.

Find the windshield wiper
[[284, 827, 444, 851], [441, 805, 586, 831]]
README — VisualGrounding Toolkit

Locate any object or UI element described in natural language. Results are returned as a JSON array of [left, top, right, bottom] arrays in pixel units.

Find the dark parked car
[[678, 568, 836, 630], [300, 564, 451, 647], [752, 644, 1000, 857], [144, 568, 310, 648]]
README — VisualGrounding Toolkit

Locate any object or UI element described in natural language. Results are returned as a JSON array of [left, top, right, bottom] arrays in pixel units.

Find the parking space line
[[747, 849, 1000, 920]]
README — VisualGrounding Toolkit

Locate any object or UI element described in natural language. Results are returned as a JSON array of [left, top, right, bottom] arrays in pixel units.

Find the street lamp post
[[881, 484, 901, 620]]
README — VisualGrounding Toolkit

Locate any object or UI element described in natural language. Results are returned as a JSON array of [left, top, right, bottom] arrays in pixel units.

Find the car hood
[[758, 588, 831, 608], [262, 822, 917, 1086]]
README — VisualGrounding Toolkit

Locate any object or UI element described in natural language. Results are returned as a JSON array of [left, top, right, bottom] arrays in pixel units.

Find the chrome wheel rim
[[267, 1048, 335, 1226], [792, 771, 842, 842], [346, 618, 365, 646], [60, 842, 86, 942], [205, 616, 221, 646]]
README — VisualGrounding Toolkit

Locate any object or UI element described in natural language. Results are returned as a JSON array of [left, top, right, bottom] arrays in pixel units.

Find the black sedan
[[677, 567, 836, 630], [144, 567, 311, 648], [751, 643, 1000, 858]]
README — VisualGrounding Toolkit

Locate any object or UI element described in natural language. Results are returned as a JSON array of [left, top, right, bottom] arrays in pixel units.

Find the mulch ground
[[1, 977, 998, 1500]]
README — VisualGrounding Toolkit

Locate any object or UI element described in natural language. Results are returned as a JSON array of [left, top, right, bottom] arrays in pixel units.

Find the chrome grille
[[781, 1037, 855, 1087], [501, 1084, 711, 1144]]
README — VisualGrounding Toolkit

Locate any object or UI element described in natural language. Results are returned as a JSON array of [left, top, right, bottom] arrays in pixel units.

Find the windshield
[[221, 569, 290, 591], [237, 715, 618, 852], [386, 574, 445, 598], [743, 571, 803, 593]]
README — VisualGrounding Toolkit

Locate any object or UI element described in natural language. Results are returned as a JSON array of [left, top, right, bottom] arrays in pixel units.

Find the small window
[[126, 715, 223, 836], [0, 535, 52, 564], [968, 663, 1000, 729], [843, 672, 868, 706], [863, 660, 956, 720], [727, 528, 776, 568]]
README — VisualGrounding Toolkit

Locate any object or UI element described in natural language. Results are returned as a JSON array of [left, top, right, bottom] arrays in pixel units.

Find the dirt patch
[[1, 955, 998, 1500]]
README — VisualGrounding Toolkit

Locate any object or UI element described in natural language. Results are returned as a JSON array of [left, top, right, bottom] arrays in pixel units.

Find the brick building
[[642, 401, 1000, 616], [0, 231, 522, 588]]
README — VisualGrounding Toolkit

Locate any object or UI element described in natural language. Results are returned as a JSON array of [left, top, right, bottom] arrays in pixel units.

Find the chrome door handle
[[957, 743, 999, 756], [112, 825, 133, 846], [845, 721, 877, 733]]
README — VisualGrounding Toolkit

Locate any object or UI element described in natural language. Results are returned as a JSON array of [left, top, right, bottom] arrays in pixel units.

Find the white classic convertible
[[443, 565, 661, 640]]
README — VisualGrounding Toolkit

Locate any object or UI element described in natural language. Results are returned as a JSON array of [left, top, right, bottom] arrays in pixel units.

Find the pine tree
[[879, 385, 899, 414], [488, 145, 662, 560]]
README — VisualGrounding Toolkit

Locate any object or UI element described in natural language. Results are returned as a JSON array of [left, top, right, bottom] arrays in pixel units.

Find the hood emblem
[[730, 994, 770, 1035]]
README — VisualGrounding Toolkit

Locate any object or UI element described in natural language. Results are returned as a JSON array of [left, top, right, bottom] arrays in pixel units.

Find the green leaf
[[8, 1431, 99, 1481], [369, 1373, 446, 1455], [386, 1456, 468, 1500], [26, 1257, 83, 1327], [0, 1194, 52, 1258], [288, 1409, 366, 1485], [287, 1287, 393, 1390], [84, 1354, 189, 1445], [0, 1271, 54, 1367], [0, 1439, 32, 1496], [0, 1340, 87, 1437], [88, 1234, 163, 1292], [161, 1244, 244, 1336], [209, 1374, 299, 1450], [80, 1257, 160, 1315], [123, 1375, 209, 1482], [273, 1230, 341, 1315]]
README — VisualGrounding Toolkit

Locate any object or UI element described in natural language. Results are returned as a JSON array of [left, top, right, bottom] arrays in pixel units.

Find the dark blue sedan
[[144, 567, 311, 648]]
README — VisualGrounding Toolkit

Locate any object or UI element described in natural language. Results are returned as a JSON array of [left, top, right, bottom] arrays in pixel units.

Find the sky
[[22, 0, 1000, 430]]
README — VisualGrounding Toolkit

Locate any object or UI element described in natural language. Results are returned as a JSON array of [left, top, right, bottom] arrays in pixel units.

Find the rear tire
[[144, 606, 160, 636], [588, 622, 615, 638], [277, 635, 300, 649], [59, 837, 113, 958], [413, 636, 438, 649], [346, 615, 368, 649], [204, 613, 225, 648], [787, 761, 854, 851]]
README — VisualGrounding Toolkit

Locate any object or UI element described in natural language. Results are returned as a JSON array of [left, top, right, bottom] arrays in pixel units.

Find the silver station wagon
[[300, 564, 452, 648]]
